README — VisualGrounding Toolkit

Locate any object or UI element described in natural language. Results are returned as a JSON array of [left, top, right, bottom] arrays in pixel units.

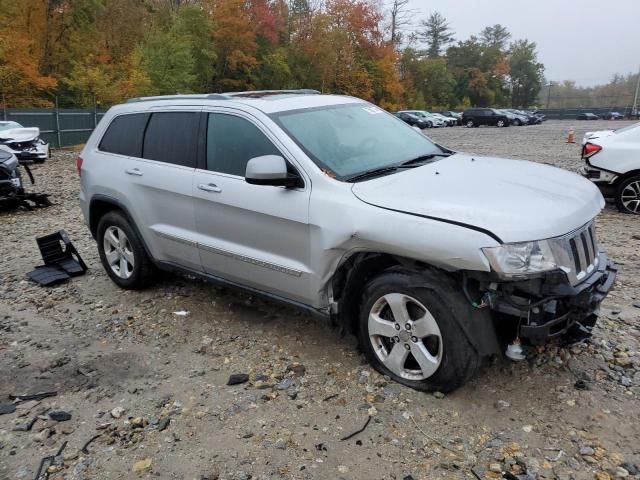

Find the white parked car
[[429, 112, 457, 127], [398, 110, 445, 128], [0, 121, 50, 163], [79, 91, 616, 392], [580, 122, 640, 214]]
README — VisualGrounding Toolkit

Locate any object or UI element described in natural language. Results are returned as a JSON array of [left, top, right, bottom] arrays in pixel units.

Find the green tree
[[174, 6, 217, 92], [417, 12, 454, 59], [480, 24, 511, 50], [140, 27, 197, 94], [509, 39, 544, 107]]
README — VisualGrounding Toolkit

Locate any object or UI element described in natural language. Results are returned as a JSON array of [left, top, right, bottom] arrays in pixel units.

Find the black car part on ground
[[27, 230, 88, 286], [0, 150, 51, 210], [463, 251, 616, 345]]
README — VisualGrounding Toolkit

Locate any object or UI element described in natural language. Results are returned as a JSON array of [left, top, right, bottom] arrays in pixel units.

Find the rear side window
[[206, 113, 280, 176], [142, 112, 199, 167], [99, 113, 148, 157]]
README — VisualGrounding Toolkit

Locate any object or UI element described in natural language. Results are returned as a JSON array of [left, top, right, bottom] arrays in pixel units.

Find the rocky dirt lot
[[1, 120, 639, 480]]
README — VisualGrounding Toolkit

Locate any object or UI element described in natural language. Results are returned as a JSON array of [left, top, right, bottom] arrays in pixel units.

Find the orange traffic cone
[[566, 127, 576, 143]]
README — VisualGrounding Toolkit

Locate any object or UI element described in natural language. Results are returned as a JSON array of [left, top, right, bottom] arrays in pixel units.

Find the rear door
[[192, 110, 313, 304], [96, 108, 202, 271]]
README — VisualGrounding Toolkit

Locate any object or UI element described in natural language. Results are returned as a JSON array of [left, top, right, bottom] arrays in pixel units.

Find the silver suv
[[79, 90, 616, 392]]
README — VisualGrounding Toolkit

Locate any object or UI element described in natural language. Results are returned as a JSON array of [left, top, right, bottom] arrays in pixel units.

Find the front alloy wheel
[[358, 269, 481, 392], [466, 120, 474, 128], [368, 293, 442, 380], [497, 119, 506, 127]]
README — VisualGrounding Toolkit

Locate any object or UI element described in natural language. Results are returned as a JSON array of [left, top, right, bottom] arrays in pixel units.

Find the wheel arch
[[89, 195, 155, 262], [330, 252, 501, 357]]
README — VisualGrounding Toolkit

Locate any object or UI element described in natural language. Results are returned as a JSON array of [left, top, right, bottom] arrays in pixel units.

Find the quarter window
[[142, 112, 199, 167], [206, 113, 281, 176], [99, 113, 148, 157]]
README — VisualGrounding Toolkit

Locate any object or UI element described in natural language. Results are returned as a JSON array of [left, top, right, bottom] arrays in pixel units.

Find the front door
[[193, 111, 313, 304]]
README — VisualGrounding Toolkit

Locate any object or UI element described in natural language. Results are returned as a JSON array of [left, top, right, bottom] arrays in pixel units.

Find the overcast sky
[[405, 0, 640, 86]]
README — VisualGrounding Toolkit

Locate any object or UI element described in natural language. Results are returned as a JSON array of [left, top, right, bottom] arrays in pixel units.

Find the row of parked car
[[395, 108, 545, 129]]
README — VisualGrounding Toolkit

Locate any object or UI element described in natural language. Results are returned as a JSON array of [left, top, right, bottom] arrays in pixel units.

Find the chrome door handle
[[125, 168, 143, 176], [197, 183, 222, 193]]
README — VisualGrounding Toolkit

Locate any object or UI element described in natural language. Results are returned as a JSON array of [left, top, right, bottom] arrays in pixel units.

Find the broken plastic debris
[[173, 310, 190, 316]]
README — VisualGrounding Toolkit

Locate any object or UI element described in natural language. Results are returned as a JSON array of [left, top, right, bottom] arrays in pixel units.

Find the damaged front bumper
[[478, 250, 617, 344]]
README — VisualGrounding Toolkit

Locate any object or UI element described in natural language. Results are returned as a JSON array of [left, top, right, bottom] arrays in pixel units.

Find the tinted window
[[99, 113, 148, 157], [142, 112, 199, 167], [206, 113, 280, 176]]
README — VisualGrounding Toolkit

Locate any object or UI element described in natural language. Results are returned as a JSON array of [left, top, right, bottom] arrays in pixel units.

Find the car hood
[[0, 127, 40, 143], [351, 153, 604, 243]]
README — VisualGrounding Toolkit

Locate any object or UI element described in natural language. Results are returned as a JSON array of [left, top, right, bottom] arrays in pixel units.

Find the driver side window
[[206, 113, 281, 176]]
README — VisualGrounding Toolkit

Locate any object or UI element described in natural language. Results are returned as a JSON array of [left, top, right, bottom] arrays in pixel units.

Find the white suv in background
[[79, 90, 616, 392], [581, 122, 640, 214]]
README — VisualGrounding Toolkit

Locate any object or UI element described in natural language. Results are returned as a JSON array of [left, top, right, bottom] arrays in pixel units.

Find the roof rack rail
[[223, 89, 321, 97], [126, 94, 230, 103]]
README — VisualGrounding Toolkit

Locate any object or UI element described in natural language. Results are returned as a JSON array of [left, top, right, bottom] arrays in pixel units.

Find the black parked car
[[461, 108, 510, 128], [576, 113, 600, 120], [394, 112, 430, 129]]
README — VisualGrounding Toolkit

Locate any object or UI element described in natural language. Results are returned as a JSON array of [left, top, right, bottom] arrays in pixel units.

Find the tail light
[[582, 142, 602, 159], [76, 155, 84, 177]]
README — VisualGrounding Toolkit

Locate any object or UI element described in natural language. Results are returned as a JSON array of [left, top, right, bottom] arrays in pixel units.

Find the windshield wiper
[[399, 152, 451, 167], [345, 166, 399, 182]]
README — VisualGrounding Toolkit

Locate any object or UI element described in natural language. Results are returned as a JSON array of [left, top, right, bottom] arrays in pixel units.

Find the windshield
[[273, 104, 445, 179], [0, 122, 22, 131]]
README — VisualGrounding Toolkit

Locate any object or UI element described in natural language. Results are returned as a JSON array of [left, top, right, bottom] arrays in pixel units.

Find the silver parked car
[[79, 90, 616, 392]]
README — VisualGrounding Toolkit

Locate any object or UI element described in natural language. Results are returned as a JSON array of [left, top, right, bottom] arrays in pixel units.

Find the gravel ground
[[1, 120, 639, 480]]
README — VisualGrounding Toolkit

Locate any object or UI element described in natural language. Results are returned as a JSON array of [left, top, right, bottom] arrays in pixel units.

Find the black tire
[[465, 120, 474, 128], [514, 119, 522, 126], [96, 211, 156, 289], [427, 121, 433, 128], [357, 268, 481, 392], [615, 175, 640, 215]]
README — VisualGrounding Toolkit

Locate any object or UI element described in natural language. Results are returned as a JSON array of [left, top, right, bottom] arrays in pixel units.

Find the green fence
[[1, 106, 107, 148]]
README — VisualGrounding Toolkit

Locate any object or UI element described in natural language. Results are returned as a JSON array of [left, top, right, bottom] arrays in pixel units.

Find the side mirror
[[245, 155, 300, 187]]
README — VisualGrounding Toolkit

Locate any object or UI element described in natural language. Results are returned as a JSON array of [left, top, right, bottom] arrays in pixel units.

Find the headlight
[[482, 240, 557, 278]]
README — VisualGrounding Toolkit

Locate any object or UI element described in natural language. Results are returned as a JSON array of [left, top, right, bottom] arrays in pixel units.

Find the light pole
[[546, 81, 553, 110], [633, 65, 640, 118]]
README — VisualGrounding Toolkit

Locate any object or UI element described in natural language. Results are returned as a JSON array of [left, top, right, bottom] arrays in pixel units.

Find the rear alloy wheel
[[497, 119, 506, 127], [616, 175, 640, 214], [358, 269, 480, 392], [466, 120, 474, 128], [97, 211, 156, 289]]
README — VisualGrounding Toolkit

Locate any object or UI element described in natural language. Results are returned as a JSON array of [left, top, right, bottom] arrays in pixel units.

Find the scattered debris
[[227, 373, 249, 385], [9, 391, 57, 403], [27, 230, 88, 286], [0, 403, 16, 415], [340, 416, 372, 441], [33, 441, 67, 480], [80, 434, 102, 454], [173, 310, 190, 317], [48, 410, 72, 422]]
